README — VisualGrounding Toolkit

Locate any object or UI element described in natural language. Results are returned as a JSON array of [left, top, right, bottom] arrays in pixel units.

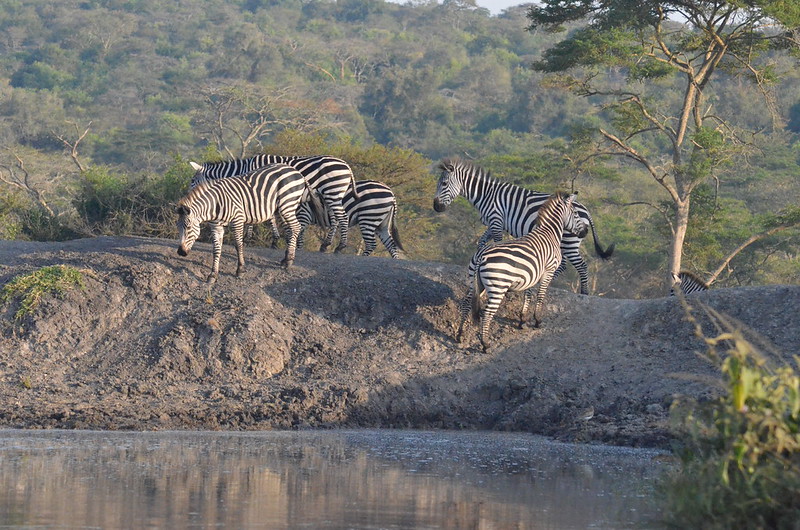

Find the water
[[0, 429, 667, 529]]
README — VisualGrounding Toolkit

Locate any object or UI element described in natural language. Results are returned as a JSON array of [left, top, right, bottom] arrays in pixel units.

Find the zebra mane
[[178, 181, 212, 207], [678, 270, 709, 289], [535, 191, 569, 223], [439, 157, 492, 180]]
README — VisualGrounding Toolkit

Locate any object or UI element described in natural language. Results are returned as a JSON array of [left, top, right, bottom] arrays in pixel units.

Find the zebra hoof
[[280, 258, 293, 269], [334, 245, 347, 254], [235, 267, 246, 277], [205, 274, 217, 284]]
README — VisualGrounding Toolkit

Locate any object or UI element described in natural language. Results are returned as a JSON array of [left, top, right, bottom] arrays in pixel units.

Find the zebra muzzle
[[433, 199, 446, 212], [177, 246, 188, 257]]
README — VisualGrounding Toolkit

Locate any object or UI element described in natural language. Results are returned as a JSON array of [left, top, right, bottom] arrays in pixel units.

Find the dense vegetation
[[1, 0, 799, 298], [664, 300, 800, 528]]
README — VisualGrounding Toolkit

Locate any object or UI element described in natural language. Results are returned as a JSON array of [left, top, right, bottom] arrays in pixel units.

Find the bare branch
[[53, 121, 92, 173], [707, 225, 794, 285], [0, 151, 56, 217]]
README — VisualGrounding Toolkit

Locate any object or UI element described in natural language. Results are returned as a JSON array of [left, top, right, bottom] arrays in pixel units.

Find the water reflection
[[0, 429, 666, 529]]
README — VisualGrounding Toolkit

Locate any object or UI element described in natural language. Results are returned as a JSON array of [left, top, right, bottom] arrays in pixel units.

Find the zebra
[[189, 154, 358, 253], [176, 163, 317, 283], [433, 158, 614, 295], [456, 192, 588, 352], [295, 180, 405, 258], [670, 270, 709, 296]]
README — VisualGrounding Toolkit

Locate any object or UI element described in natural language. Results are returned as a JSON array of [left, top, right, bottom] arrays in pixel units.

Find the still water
[[0, 429, 667, 529]]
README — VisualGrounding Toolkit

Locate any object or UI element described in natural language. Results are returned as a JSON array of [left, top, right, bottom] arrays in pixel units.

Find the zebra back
[[180, 163, 306, 225], [191, 154, 358, 197]]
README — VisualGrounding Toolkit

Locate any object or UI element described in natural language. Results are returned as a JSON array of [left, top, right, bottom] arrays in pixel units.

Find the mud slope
[[1, 236, 797, 447]]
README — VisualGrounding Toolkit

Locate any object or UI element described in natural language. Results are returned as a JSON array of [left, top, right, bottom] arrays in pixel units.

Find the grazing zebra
[[433, 158, 614, 295], [296, 180, 404, 258], [456, 192, 588, 352], [176, 163, 314, 282], [190, 154, 358, 252], [670, 271, 709, 296]]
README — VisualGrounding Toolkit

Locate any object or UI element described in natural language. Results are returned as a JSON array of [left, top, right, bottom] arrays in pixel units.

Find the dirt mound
[[1, 236, 798, 447]]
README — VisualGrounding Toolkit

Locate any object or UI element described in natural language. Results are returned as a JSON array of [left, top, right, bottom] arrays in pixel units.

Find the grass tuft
[[1, 265, 86, 320]]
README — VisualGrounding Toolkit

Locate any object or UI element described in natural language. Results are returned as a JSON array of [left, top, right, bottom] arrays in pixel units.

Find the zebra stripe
[[456, 192, 587, 352], [670, 271, 709, 296], [433, 158, 614, 295], [296, 180, 404, 259], [177, 163, 307, 282], [190, 154, 358, 252]]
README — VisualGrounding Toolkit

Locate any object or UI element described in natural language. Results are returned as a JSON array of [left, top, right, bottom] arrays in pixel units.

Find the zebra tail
[[390, 202, 404, 251], [306, 183, 327, 227], [470, 270, 483, 324], [589, 217, 615, 260]]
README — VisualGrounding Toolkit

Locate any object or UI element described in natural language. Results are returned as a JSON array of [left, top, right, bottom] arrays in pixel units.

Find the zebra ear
[[568, 192, 578, 204], [189, 161, 203, 171]]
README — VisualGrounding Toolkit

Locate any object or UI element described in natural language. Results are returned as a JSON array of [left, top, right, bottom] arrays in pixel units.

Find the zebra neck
[[525, 217, 563, 244], [461, 176, 497, 208]]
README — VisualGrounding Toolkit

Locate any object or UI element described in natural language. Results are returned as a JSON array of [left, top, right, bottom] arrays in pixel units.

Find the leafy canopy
[[528, 0, 800, 72]]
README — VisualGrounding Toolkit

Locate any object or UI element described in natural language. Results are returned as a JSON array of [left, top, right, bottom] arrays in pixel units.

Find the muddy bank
[[1, 236, 797, 447]]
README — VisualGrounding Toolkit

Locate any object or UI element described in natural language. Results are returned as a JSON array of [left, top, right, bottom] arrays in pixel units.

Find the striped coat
[[190, 154, 357, 252], [434, 158, 613, 294], [177, 163, 310, 282], [456, 192, 587, 352]]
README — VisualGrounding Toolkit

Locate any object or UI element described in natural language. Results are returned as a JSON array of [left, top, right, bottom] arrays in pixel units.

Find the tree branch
[[707, 225, 794, 285]]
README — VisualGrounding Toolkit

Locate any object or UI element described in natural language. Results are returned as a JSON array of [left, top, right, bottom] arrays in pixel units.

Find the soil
[[1, 236, 798, 448]]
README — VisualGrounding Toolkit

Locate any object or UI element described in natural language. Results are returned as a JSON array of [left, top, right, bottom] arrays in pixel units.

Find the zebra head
[[433, 158, 465, 212], [176, 198, 202, 257], [556, 192, 588, 238], [189, 161, 208, 189]]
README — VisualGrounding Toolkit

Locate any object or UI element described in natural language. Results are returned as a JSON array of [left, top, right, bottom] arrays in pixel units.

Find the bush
[[663, 303, 800, 529]]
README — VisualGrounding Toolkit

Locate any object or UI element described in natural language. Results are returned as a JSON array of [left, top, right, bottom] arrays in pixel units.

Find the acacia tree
[[527, 0, 799, 289]]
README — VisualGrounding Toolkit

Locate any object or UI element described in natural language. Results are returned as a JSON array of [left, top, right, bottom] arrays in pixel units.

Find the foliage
[[663, 303, 800, 528], [1, 265, 85, 320], [0, 0, 797, 297]]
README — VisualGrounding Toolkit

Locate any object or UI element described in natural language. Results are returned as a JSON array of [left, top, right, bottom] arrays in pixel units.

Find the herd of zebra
[[174, 154, 707, 351]]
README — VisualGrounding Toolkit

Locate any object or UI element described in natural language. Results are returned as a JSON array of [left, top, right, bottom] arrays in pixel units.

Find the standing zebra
[[670, 271, 710, 296], [176, 163, 312, 282], [190, 154, 358, 253], [456, 192, 587, 352], [296, 180, 404, 258], [433, 158, 614, 295]]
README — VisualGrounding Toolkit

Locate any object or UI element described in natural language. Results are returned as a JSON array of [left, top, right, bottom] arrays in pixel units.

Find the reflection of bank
[[0, 429, 666, 528]]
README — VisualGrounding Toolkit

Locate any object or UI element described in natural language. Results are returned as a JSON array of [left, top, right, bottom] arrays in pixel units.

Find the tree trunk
[[667, 197, 691, 292]]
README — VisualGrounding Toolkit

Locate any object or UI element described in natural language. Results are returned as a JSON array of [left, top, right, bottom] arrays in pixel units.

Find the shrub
[[663, 302, 800, 529]]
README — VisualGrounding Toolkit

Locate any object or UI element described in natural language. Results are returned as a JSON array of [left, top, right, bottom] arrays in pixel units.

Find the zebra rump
[[296, 180, 404, 258]]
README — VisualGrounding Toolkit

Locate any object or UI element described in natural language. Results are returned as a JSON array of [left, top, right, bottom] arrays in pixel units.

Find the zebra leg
[[519, 288, 533, 329], [478, 289, 506, 353], [232, 221, 247, 277], [319, 207, 337, 252], [269, 218, 282, 249], [280, 216, 301, 269], [331, 202, 349, 253], [378, 229, 398, 259], [360, 225, 378, 256], [532, 274, 555, 327], [207, 222, 225, 284], [455, 287, 474, 344], [559, 246, 589, 295]]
